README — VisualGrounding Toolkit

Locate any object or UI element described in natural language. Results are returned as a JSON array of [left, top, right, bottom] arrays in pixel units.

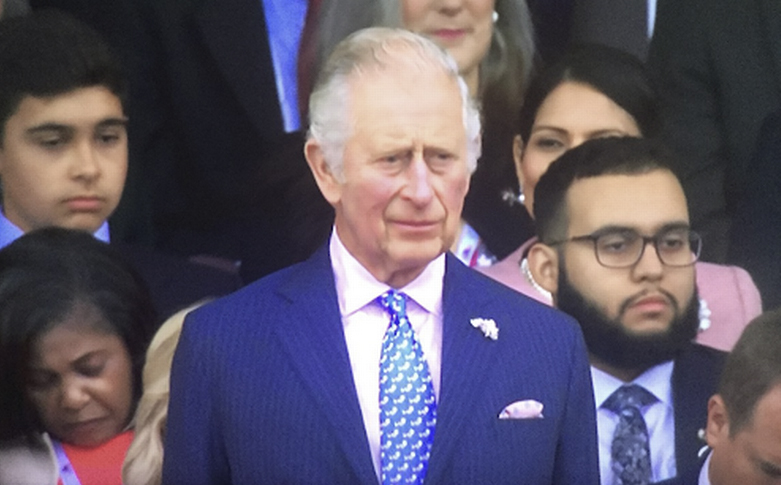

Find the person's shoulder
[[678, 342, 728, 371], [476, 245, 528, 293], [0, 434, 58, 485], [696, 260, 753, 283], [448, 255, 581, 336], [111, 242, 242, 318], [185, 249, 329, 325], [696, 260, 761, 316]]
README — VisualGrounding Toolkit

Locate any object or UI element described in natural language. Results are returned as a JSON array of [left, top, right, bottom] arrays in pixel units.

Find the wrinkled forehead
[[565, 170, 689, 235]]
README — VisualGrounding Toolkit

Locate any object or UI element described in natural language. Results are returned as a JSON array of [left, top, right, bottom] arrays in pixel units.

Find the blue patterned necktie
[[603, 384, 657, 485], [378, 290, 437, 485]]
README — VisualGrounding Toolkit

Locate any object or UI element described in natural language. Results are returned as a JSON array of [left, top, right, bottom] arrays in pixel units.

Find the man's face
[[0, 86, 127, 233], [313, 62, 471, 287], [554, 171, 697, 369], [708, 385, 781, 485]]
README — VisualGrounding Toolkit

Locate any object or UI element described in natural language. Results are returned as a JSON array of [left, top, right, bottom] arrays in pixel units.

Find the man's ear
[[304, 139, 341, 205], [527, 242, 559, 295], [705, 394, 730, 448], [512, 135, 525, 189]]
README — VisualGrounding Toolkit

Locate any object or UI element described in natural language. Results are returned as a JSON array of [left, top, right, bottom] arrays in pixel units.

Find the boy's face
[[0, 86, 127, 234]]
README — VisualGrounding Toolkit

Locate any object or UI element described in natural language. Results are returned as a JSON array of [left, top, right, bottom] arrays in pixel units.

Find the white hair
[[307, 27, 482, 180]]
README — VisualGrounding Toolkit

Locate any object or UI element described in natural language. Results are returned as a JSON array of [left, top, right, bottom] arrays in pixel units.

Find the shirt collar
[[591, 360, 675, 409], [699, 450, 712, 485], [0, 209, 110, 249], [0, 210, 25, 249], [329, 227, 444, 317]]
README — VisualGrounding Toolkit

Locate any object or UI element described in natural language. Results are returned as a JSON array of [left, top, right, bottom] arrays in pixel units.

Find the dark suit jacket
[[37, 0, 333, 281], [162, 247, 600, 484], [648, 0, 781, 262], [136, 0, 335, 280], [729, 109, 781, 310], [668, 344, 725, 482], [113, 243, 241, 325], [571, 0, 650, 60]]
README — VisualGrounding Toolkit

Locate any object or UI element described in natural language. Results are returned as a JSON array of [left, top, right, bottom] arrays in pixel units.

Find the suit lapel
[[425, 256, 502, 483], [195, 0, 284, 137], [273, 246, 377, 485], [672, 345, 715, 477], [758, 0, 781, 89]]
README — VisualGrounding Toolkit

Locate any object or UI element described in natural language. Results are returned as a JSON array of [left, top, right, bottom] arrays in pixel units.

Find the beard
[[556, 265, 699, 372]]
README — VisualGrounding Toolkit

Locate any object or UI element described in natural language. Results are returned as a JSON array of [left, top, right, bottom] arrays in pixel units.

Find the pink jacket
[[479, 239, 762, 352]]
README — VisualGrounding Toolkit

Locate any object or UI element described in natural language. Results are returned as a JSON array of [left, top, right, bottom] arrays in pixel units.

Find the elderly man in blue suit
[[162, 27, 599, 485]]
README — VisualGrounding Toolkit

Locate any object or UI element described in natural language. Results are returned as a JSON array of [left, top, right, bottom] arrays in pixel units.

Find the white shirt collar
[[699, 451, 712, 485], [591, 360, 675, 409], [329, 227, 444, 318]]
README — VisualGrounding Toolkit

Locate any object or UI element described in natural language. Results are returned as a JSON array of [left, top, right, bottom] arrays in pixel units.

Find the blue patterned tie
[[378, 290, 437, 485], [603, 384, 657, 485]]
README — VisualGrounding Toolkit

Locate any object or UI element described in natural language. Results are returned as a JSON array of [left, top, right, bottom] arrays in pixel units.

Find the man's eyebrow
[[589, 225, 636, 236], [589, 221, 691, 237], [25, 123, 72, 135], [95, 117, 129, 129], [25, 117, 129, 135], [658, 221, 692, 233]]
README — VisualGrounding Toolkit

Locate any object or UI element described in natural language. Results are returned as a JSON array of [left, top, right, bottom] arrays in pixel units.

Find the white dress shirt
[[592, 361, 677, 484], [0, 209, 109, 250], [330, 229, 444, 481], [699, 452, 712, 485]]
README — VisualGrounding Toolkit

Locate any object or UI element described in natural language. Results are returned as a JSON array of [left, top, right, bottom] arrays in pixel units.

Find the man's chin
[[556, 271, 699, 372], [388, 239, 446, 263], [620, 317, 675, 336]]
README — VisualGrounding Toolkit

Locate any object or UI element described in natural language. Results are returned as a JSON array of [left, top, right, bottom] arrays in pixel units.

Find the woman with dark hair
[[480, 43, 761, 351], [0, 227, 156, 485]]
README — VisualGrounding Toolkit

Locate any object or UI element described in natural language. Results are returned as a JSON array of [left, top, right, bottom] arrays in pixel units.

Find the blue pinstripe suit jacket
[[162, 245, 600, 484]]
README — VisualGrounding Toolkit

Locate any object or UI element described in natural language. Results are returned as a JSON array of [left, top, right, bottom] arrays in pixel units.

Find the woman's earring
[[501, 187, 525, 206], [492, 11, 499, 23]]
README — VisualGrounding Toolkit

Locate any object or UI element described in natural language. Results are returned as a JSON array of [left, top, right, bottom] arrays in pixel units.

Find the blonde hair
[[122, 303, 204, 485]]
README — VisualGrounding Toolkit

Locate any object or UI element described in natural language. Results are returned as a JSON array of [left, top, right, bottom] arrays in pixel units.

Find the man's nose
[[632, 239, 665, 280], [69, 141, 101, 180], [405, 155, 434, 205]]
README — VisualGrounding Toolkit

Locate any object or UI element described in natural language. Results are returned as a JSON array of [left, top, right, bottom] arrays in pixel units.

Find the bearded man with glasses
[[527, 137, 727, 485]]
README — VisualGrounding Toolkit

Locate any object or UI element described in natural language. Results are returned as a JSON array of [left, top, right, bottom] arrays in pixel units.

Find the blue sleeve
[[162, 313, 230, 485], [553, 322, 601, 485]]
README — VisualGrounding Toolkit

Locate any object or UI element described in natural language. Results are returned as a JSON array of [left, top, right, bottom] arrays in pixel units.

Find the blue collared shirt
[[0, 209, 110, 249], [261, 0, 308, 133]]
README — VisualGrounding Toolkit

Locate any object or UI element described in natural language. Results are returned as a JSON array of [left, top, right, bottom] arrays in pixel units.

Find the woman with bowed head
[[301, 0, 537, 265], [479, 44, 762, 351], [0, 227, 156, 485]]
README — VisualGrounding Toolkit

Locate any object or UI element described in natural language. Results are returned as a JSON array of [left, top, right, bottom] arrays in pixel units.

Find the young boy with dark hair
[[0, 11, 240, 321]]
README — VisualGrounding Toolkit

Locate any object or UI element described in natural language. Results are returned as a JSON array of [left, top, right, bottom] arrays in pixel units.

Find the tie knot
[[379, 290, 407, 318], [603, 384, 656, 414]]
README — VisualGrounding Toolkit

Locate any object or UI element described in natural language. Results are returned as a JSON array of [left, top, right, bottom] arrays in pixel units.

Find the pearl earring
[[501, 188, 525, 206], [492, 11, 499, 23]]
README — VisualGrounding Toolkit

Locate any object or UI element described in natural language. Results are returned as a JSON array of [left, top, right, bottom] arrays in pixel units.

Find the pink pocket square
[[498, 399, 544, 419]]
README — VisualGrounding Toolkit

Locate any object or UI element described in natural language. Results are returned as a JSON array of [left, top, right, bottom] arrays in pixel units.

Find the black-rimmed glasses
[[547, 228, 702, 268]]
